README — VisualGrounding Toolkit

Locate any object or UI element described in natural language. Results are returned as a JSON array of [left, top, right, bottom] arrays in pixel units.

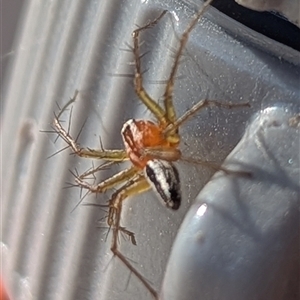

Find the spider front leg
[[131, 1, 215, 144], [163, 0, 214, 125], [132, 11, 168, 126], [52, 93, 128, 161], [164, 98, 251, 135]]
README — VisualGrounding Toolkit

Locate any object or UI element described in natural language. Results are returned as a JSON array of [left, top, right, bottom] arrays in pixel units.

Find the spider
[[52, 0, 249, 298]]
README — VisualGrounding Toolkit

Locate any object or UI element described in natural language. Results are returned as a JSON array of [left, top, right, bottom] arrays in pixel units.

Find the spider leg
[[56, 90, 78, 119], [109, 176, 157, 298], [75, 166, 139, 195], [164, 99, 250, 136], [75, 167, 148, 239], [132, 11, 168, 125], [76, 161, 116, 180], [180, 156, 252, 177], [53, 103, 128, 161], [74, 167, 140, 243], [77, 170, 156, 297], [141, 146, 181, 162], [163, 0, 214, 124]]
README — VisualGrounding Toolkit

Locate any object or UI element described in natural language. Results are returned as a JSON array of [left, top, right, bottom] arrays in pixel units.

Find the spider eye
[[144, 159, 181, 210]]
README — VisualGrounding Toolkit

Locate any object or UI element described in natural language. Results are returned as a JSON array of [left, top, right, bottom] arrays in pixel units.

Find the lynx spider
[[52, 0, 249, 298]]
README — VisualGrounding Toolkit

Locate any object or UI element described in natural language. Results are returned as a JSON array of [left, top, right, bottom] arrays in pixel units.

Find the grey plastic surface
[[1, 0, 299, 300], [161, 106, 300, 300]]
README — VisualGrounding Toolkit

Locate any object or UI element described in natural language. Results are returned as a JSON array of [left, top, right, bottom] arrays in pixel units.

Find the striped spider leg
[[53, 0, 249, 298]]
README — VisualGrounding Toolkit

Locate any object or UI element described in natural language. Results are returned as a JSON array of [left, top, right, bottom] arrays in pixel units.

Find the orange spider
[[52, 0, 249, 298]]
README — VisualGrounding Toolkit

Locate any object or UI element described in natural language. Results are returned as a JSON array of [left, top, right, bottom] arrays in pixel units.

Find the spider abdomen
[[144, 159, 181, 210]]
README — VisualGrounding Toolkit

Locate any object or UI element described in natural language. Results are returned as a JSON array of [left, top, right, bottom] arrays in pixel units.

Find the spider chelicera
[[52, 0, 249, 298]]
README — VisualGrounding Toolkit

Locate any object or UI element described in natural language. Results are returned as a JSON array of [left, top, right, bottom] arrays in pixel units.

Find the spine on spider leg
[[56, 90, 79, 119]]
